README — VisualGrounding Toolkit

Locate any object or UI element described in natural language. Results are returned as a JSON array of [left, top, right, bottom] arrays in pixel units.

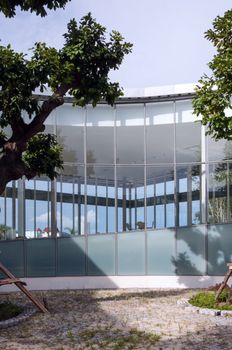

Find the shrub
[[189, 290, 232, 311]]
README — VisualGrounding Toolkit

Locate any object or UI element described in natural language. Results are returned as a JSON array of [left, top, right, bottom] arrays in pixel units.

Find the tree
[[0, 0, 71, 17], [0, 9, 132, 194], [193, 9, 232, 140]]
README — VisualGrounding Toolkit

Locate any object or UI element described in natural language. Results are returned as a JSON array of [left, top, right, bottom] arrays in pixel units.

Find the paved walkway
[[0, 289, 232, 349]]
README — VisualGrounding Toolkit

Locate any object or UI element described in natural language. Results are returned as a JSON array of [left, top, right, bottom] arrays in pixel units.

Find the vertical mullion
[[187, 165, 192, 226], [72, 177, 75, 234], [95, 177, 98, 234], [164, 176, 167, 228], [106, 178, 108, 233], [34, 179, 36, 237], [227, 162, 230, 222]]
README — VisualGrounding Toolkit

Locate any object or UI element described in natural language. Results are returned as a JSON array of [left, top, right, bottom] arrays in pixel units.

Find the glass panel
[[147, 229, 176, 275], [146, 102, 174, 164], [34, 177, 51, 237], [57, 165, 84, 236], [25, 180, 35, 238], [87, 105, 114, 164], [176, 226, 206, 275], [118, 231, 145, 275], [0, 241, 24, 277], [116, 104, 144, 164], [177, 165, 201, 227], [175, 100, 201, 163], [87, 166, 115, 234], [208, 163, 228, 224], [0, 192, 5, 233], [26, 239, 55, 277], [87, 234, 115, 275], [117, 166, 144, 232], [0, 181, 18, 240], [56, 104, 85, 163], [57, 236, 86, 276], [208, 224, 232, 275], [146, 166, 175, 229], [208, 137, 232, 162]]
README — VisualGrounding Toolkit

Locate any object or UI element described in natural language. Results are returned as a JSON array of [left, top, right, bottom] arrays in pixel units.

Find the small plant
[[189, 292, 215, 309], [189, 290, 232, 311], [66, 330, 75, 342], [0, 301, 23, 321]]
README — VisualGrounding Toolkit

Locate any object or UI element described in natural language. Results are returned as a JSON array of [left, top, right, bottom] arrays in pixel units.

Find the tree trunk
[[0, 152, 30, 195]]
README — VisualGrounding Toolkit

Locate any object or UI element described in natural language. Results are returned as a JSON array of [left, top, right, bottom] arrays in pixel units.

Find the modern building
[[1, 83, 232, 290]]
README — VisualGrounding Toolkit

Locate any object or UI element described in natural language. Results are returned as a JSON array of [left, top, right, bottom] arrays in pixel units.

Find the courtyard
[[0, 288, 232, 349]]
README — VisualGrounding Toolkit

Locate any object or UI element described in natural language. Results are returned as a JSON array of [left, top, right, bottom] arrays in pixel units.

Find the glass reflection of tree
[[86, 151, 96, 177], [56, 129, 79, 164], [208, 141, 232, 223], [209, 163, 228, 223]]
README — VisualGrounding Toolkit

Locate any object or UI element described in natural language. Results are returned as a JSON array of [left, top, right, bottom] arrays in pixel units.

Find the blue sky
[[0, 0, 231, 88]]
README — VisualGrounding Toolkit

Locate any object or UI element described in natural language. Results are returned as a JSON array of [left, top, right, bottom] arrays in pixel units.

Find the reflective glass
[[146, 166, 175, 229], [25, 180, 35, 238], [208, 163, 228, 224], [177, 165, 201, 227], [117, 166, 144, 232], [175, 100, 201, 163], [87, 105, 114, 164], [116, 104, 144, 164], [34, 177, 51, 237], [86, 166, 115, 234], [146, 102, 174, 164], [56, 104, 85, 163], [208, 137, 232, 162], [57, 165, 84, 235]]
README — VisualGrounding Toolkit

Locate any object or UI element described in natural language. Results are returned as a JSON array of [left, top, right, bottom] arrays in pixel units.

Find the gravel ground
[[0, 289, 232, 349]]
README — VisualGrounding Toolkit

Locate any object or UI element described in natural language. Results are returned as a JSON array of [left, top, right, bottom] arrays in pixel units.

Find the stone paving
[[0, 289, 232, 349]]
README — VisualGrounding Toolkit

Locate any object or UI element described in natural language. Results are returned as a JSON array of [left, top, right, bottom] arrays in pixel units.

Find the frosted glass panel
[[208, 224, 232, 275], [176, 226, 206, 275], [57, 237, 86, 276], [118, 231, 145, 275], [147, 229, 176, 275], [0, 241, 24, 277], [88, 234, 115, 275], [26, 239, 55, 277]]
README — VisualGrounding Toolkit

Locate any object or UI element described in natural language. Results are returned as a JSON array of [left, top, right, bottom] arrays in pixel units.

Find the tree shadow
[[174, 223, 232, 288]]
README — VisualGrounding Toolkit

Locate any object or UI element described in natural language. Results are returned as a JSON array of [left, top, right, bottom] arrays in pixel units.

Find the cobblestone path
[[0, 289, 232, 349]]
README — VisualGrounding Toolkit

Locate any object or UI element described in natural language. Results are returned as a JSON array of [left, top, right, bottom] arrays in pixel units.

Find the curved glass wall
[[2, 93, 232, 277], [1, 95, 232, 238]]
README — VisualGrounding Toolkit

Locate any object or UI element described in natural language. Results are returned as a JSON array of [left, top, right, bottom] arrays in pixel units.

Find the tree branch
[[24, 83, 71, 141]]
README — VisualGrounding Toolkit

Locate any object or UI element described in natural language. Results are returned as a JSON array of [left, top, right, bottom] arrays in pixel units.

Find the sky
[[0, 0, 231, 89]]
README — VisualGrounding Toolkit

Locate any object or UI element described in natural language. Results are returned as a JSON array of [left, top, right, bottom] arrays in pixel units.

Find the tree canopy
[[193, 9, 232, 140], [0, 0, 70, 17], [0, 9, 132, 194]]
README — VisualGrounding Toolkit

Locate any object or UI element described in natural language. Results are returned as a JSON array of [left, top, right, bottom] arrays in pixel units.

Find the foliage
[[193, 9, 232, 140], [0, 10, 132, 190], [0, 0, 70, 17], [23, 134, 63, 179], [189, 290, 232, 310], [0, 224, 11, 240], [0, 302, 23, 321]]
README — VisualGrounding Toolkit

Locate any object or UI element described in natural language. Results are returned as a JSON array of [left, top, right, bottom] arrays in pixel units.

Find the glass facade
[[1, 94, 232, 277]]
